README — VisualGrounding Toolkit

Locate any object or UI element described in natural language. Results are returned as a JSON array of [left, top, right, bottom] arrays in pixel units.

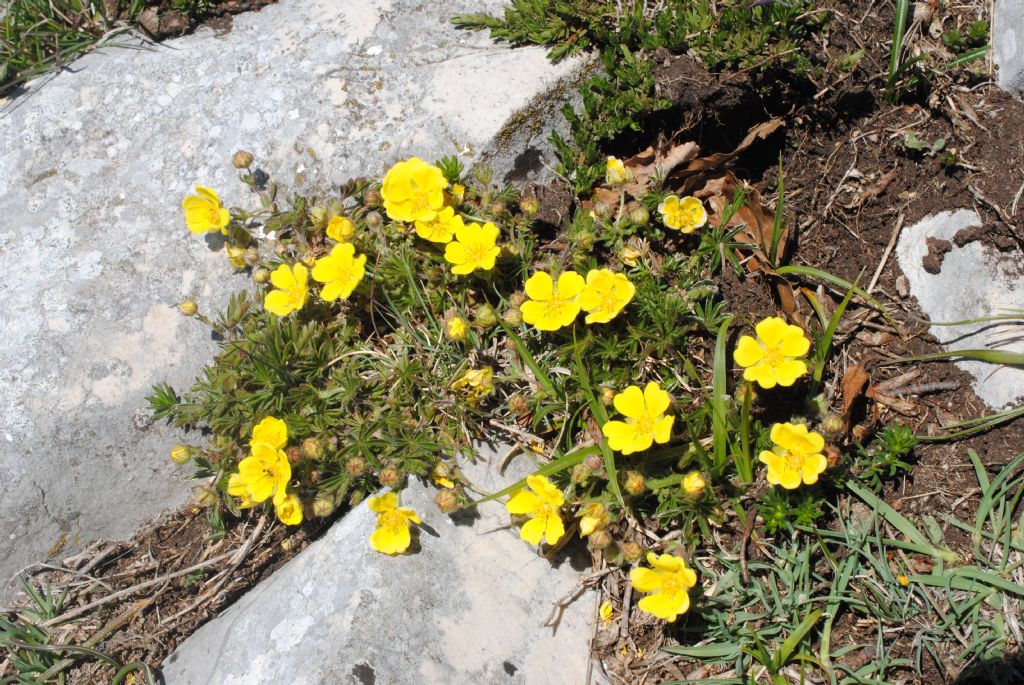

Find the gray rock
[[895, 209, 1024, 409], [0, 0, 584, 584], [161, 445, 596, 685], [995, 0, 1024, 97]]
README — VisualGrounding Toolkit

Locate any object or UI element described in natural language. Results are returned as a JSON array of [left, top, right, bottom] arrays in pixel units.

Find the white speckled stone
[[995, 0, 1024, 98], [895, 209, 1024, 409], [161, 445, 596, 685], [0, 0, 584, 584]]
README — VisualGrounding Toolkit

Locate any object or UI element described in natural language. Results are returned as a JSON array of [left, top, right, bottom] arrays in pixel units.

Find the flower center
[[660, 574, 681, 596], [632, 413, 656, 436], [542, 296, 569, 319], [380, 510, 406, 532], [410, 190, 430, 213], [762, 344, 785, 368], [600, 293, 620, 313], [784, 449, 804, 472], [465, 242, 488, 264]]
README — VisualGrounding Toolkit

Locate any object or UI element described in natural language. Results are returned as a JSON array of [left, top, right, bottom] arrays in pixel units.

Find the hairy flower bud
[[681, 470, 706, 499], [588, 528, 612, 550], [508, 394, 529, 417], [243, 247, 260, 266], [519, 197, 540, 216], [194, 488, 219, 507], [629, 206, 650, 227], [571, 463, 592, 484], [312, 496, 335, 518], [363, 189, 382, 208], [599, 386, 615, 406], [592, 201, 613, 220], [345, 456, 366, 477], [622, 541, 643, 563], [179, 299, 198, 317], [286, 446, 303, 464], [253, 268, 271, 284], [379, 465, 402, 488], [584, 454, 603, 472], [623, 470, 646, 496], [474, 304, 498, 329], [365, 211, 384, 230], [301, 437, 322, 460], [435, 488, 459, 513], [232, 150, 254, 169], [170, 444, 191, 464], [819, 413, 845, 439], [489, 200, 507, 216], [502, 306, 523, 327]]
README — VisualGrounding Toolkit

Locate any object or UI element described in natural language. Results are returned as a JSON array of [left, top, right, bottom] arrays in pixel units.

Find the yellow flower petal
[[643, 382, 670, 417], [629, 567, 663, 593], [773, 359, 808, 387], [612, 385, 646, 420], [733, 335, 766, 368], [754, 316, 789, 347], [505, 489, 540, 515], [556, 271, 586, 299], [780, 326, 811, 357], [368, 492, 398, 513], [251, 416, 288, 450], [524, 271, 554, 301], [519, 516, 547, 546], [544, 514, 565, 545], [370, 522, 411, 554], [653, 415, 675, 444]]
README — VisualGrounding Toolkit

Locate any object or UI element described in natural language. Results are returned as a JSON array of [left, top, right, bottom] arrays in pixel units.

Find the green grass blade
[[712, 315, 734, 476], [886, 0, 910, 101], [496, 318, 557, 397], [463, 444, 600, 506], [813, 271, 860, 382], [574, 333, 624, 506], [846, 481, 958, 563], [774, 608, 823, 670], [886, 348, 1024, 367], [776, 265, 894, 324]]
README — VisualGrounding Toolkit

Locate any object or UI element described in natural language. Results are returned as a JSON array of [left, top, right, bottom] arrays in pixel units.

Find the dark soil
[[590, 0, 1024, 682], [128, 0, 276, 41]]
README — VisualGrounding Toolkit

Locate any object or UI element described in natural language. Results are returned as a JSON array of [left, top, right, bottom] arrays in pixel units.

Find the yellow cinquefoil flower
[[275, 491, 304, 526], [682, 471, 706, 498], [312, 242, 366, 302], [619, 245, 642, 267], [506, 474, 565, 546], [657, 195, 707, 234], [368, 492, 422, 555], [733, 316, 810, 389], [227, 473, 256, 508], [578, 502, 610, 537], [251, 416, 288, 450], [606, 156, 630, 185], [629, 552, 698, 622], [602, 382, 675, 455], [326, 216, 356, 242], [446, 316, 469, 341], [760, 422, 828, 490], [415, 205, 464, 243], [182, 185, 230, 235], [519, 271, 585, 331], [599, 600, 614, 627], [579, 268, 635, 324], [236, 441, 291, 504], [450, 367, 495, 404], [264, 263, 308, 317], [444, 221, 501, 275], [381, 157, 448, 223]]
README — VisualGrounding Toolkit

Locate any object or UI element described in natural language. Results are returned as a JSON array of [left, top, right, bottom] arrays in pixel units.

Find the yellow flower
[[450, 183, 466, 203], [170, 444, 191, 465], [450, 367, 495, 405], [579, 268, 635, 324], [443, 221, 501, 275], [519, 271, 585, 332], [629, 552, 698, 622], [657, 195, 707, 234], [264, 263, 308, 317], [733, 316, 810, 389], [326, 216, 356, 242], [897, 574, 910, 586], [251, 415, 288, 450], [599, 600, 614, 627], [275, 491, 304, 526], [682, 471, 706, 498], [311, 242, 366, 302], [578, 502, 610, 537], [415, 205, 464, 243], [182, 185, 230, 235], [759, 422, 828, 490], [601, 382, 675, 455], [619, 245, 642, 267], [368, 492, 422, 555], [236, 442, 291, 504], [506, 474, 565, 546], [606, 156, 630, 185], [380, 157, 448, 223], [446, 316, 469, 341]]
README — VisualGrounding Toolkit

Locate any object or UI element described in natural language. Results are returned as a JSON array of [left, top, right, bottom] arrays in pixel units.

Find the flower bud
[[301, 437, 323, 460], [681, 470, 706, 499], [474, 304, 498, 329], [623, 470, 646, 496], [571, 463, 592, 484], [446, 316, 469, 342], [365, 211, 384, 230], [243, 247, 260, 266], [170, 444, 191, 464], [508, 394, 529, 417], [825, 445, 842, 469], [576, 229, 595, 252], [312, 496, 335, 518], [509, 292, 527, 308], [225, 244, 247, 269], [588, 528, 612, 550], [310, 205, 327, 226], [592, 201, 613, 220], [363, 190, 382, 208], [194, 488, 219, 507], [498, 243, 520, 261], [599, 386, 615, 406], [232, 150, 254, 169], [629, 206, 650, 227], [502, 307, 523, 327], [819, 413, 845, 439], [519, 197, 539, 216], [307, 469, 322, 485], [379, 465, 402, 488], [253, 268, 271, 284], [584, 454, 603, 472], [489, 200, 507, 216], [622, 541, 644, 563], [345, 456, 367, 477], [435, 488, 459, 513], [286, 446, 303, 464], [179, 299, 198, 317]]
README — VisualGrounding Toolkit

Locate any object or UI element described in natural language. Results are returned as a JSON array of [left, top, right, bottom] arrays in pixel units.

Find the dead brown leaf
[[866, 385, 923, 417], [673, 118, 784, 180], [841, 364, 870, 431], [621, 141, 701, 197]]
